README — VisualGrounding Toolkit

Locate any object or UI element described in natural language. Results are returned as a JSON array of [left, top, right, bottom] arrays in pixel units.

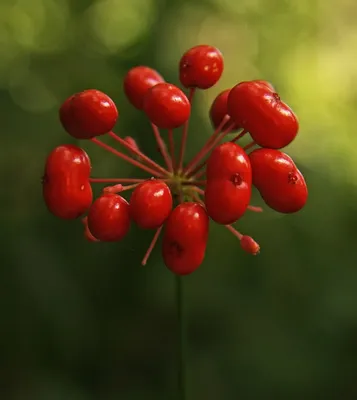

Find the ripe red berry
[[123, 66, 164, 110], [143, 83, 191, 129], [179, 45, 224, 89], [87, 193, 130, 241], [59, 89, 118, 139], [251, 79, 275, 91], [42, 145, 93, 219], [129, 179, 173, 229], [204, 142, 252, 224], [204, 177, 251, 225], [209, 89, 240, 131], [249, 148, 308, 213], [206, 142, 252, 185], [228, 80, 298, 149], [162, 202, 209, 275]]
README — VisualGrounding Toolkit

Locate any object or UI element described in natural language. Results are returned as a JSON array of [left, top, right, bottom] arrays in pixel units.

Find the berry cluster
[[42, 45, 308, 275]]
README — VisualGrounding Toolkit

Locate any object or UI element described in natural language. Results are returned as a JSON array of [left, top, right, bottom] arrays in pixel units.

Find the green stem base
[[176, 275, 187, 400]]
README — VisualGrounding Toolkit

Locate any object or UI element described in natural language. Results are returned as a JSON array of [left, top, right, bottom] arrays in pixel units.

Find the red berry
[[87, 193, 130, 241], [228, 80, 298, 149], [123, 66, 164, 110], [205, 142, 252, 224], [209, 89, 240, 131], [249, 148, 308, 213], [44, 144, 91, 176], [143, 83, 191, 129], [204, 178, 251, 225], [130, 179, 173, 229], [206, 142, 252, 185], [42, 145, 92, 219], [162, 202, 209, 275], [251, 79, 275, 91], [240, 235, 260, 255], [59, 89, 118, 139], [162, 237, 207, 276], [179, 45, 224, 89]]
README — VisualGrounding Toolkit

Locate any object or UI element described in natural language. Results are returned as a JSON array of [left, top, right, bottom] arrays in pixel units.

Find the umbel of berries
[[42, 44, 308, 276]]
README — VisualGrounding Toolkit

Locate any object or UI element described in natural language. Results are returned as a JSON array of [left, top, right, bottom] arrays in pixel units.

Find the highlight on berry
[[42, 44, 308, 276]]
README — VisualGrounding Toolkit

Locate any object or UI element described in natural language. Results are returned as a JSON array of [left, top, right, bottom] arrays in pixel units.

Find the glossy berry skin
[[44, 144, 91, 177], [209, 89, 240, 131], [251, 79, 275, 91], [205, 142, 252, 224], [42, 145, 93, 219], [228, 80, 298, 149], [59, 89, 118, 139], [204, 177, 251, 225], [59, 90, 118, 139], [87, 193, 130, 241], [249, 148, 308, 213], [206, 142, 252, 186], [162, 202, 209, 275], [123, 66, 164, 110], [130, 179, 173, 229], [179, 45, 224, 89], [143, 83, 191, 129]]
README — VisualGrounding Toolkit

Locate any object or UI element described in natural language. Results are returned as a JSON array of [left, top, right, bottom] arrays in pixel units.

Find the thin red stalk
[[103, 183, 139, 194], [192, 187, 204, 195], [102, 184, 123, 194], [177, 88, 196, 172], [191, 193, 203, 204], [151, 123, 173, 172], [91, 138, 162, 177], [191, 168, 205, 180], [119, 183, 140, 192], [141, 225, 163, 266], [108, 131, 169, 176], [181, 180, 206, 186], [186, 127, 247, 179], [168, 129, 176, 172], [230, 130, 248, 142], [225, 224, 243, 240], [90, 178, 146, 184], [187, 162, 206, 179], [205, 117, 234, 148], [247, 205, 263, 213], [183, 115, 231, 176], [178, 191, 184, 203], [243, 141, 256, 151], [82, 217, 99, 242]]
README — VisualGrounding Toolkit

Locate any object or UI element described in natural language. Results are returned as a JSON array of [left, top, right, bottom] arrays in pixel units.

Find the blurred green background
[[1, 0, 357, 399]]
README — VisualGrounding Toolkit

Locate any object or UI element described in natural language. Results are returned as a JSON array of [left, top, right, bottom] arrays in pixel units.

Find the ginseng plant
[[42, 45, 308, 399]]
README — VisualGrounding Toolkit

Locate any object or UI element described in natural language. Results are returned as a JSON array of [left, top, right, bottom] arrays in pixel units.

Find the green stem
[[176, 275, 187, 400]]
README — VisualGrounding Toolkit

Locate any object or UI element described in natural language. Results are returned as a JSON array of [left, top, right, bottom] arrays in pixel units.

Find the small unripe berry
[[240, 235, 260, 255]]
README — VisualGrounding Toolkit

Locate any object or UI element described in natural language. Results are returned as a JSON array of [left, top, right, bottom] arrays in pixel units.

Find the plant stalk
[[176, 275, 187, 400]]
